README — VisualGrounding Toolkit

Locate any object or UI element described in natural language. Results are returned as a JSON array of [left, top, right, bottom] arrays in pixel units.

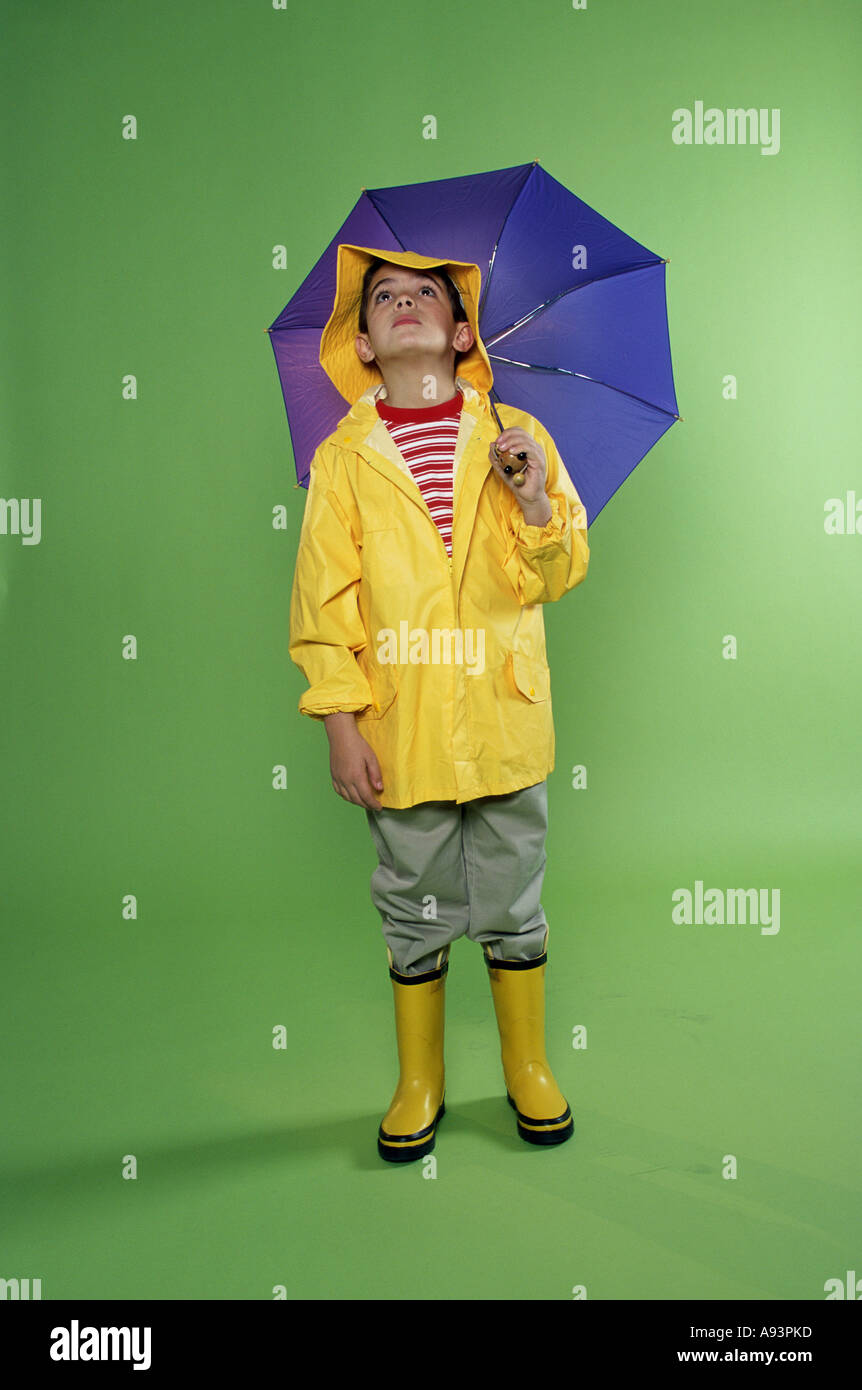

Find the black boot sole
[[507, 1092, 574, 1145], [378, 1099, 445, 1163]]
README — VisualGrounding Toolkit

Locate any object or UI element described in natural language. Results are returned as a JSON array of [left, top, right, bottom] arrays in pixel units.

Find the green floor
[[3, 817, 857, 1301]]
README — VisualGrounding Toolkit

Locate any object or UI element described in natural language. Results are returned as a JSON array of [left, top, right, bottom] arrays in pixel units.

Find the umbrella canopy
[[267, 161, 679, 524]]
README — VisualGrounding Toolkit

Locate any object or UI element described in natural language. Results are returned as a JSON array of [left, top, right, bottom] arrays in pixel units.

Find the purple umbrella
[[267, 161, 679, 524]]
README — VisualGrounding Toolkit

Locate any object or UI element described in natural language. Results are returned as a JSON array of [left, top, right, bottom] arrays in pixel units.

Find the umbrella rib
[[477, 163, 535, 322], [483, 258, 663, 348], [488, 355, 679, 420], [360, 190, 409, 255]]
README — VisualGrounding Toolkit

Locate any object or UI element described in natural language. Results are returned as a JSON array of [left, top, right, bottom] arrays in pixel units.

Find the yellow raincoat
[[288, 244, 590, 808]]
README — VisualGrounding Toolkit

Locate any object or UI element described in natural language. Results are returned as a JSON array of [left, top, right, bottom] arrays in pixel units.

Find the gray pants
[[365, 780, 550, 978]]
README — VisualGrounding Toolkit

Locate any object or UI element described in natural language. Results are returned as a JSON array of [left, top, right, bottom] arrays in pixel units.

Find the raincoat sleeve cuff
[[298, 696, 372, 721], [510, 493, 568, 548], [295, 654, 374, 721]]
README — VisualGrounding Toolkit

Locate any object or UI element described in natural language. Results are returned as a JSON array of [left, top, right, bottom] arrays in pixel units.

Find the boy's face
[[355, 264, 474, 373]]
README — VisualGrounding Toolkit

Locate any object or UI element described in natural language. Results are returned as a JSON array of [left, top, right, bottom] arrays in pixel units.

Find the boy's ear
[[453, 322, 474, 353], [355, 333, 375, 363]]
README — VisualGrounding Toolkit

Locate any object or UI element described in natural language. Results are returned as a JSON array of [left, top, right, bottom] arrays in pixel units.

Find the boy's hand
[[325, 714, 385, 811], [490, 429, 551, 518]]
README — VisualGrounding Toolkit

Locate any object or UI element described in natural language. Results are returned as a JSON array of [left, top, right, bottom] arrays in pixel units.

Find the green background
[[1, 0, 860, 1301]]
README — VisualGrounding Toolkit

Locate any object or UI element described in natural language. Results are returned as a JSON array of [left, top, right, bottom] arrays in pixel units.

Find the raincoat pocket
[[354, 646, 399, 720], [509, 650, 550, 703]]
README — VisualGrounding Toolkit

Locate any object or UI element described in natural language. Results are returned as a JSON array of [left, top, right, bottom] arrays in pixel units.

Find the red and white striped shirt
[[376, 390, 462, 557]]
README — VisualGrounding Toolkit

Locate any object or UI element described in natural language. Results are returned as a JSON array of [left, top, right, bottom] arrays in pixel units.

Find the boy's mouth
[[393, 316, 420, 327]]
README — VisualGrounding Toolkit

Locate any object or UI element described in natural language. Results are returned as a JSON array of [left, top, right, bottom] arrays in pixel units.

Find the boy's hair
[[357, 257, 469, 369]]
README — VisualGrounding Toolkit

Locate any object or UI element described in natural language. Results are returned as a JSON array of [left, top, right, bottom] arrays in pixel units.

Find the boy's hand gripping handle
[[489, 398, 528, 485]]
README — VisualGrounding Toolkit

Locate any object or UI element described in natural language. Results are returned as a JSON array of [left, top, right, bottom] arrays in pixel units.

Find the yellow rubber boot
[[486, 949, 574, 1146], [378, 950, 447, 1163]]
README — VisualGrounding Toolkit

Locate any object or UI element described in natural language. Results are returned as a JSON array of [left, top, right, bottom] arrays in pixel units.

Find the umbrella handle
[[495, 447, 529, 487], [489, 398, 529, 486]]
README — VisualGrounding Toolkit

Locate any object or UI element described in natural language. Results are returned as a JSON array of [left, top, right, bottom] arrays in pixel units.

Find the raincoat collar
[[327, 374, 494, 462]]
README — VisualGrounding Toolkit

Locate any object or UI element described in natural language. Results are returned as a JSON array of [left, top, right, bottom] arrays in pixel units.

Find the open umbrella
[[267, 160, 679, 524]]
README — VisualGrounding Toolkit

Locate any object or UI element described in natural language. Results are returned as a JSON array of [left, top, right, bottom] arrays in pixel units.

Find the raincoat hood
[[319, 243, 495, 404]]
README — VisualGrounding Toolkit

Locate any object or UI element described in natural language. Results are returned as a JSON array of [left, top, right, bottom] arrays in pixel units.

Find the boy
[[288, 243, 590, 1161]]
